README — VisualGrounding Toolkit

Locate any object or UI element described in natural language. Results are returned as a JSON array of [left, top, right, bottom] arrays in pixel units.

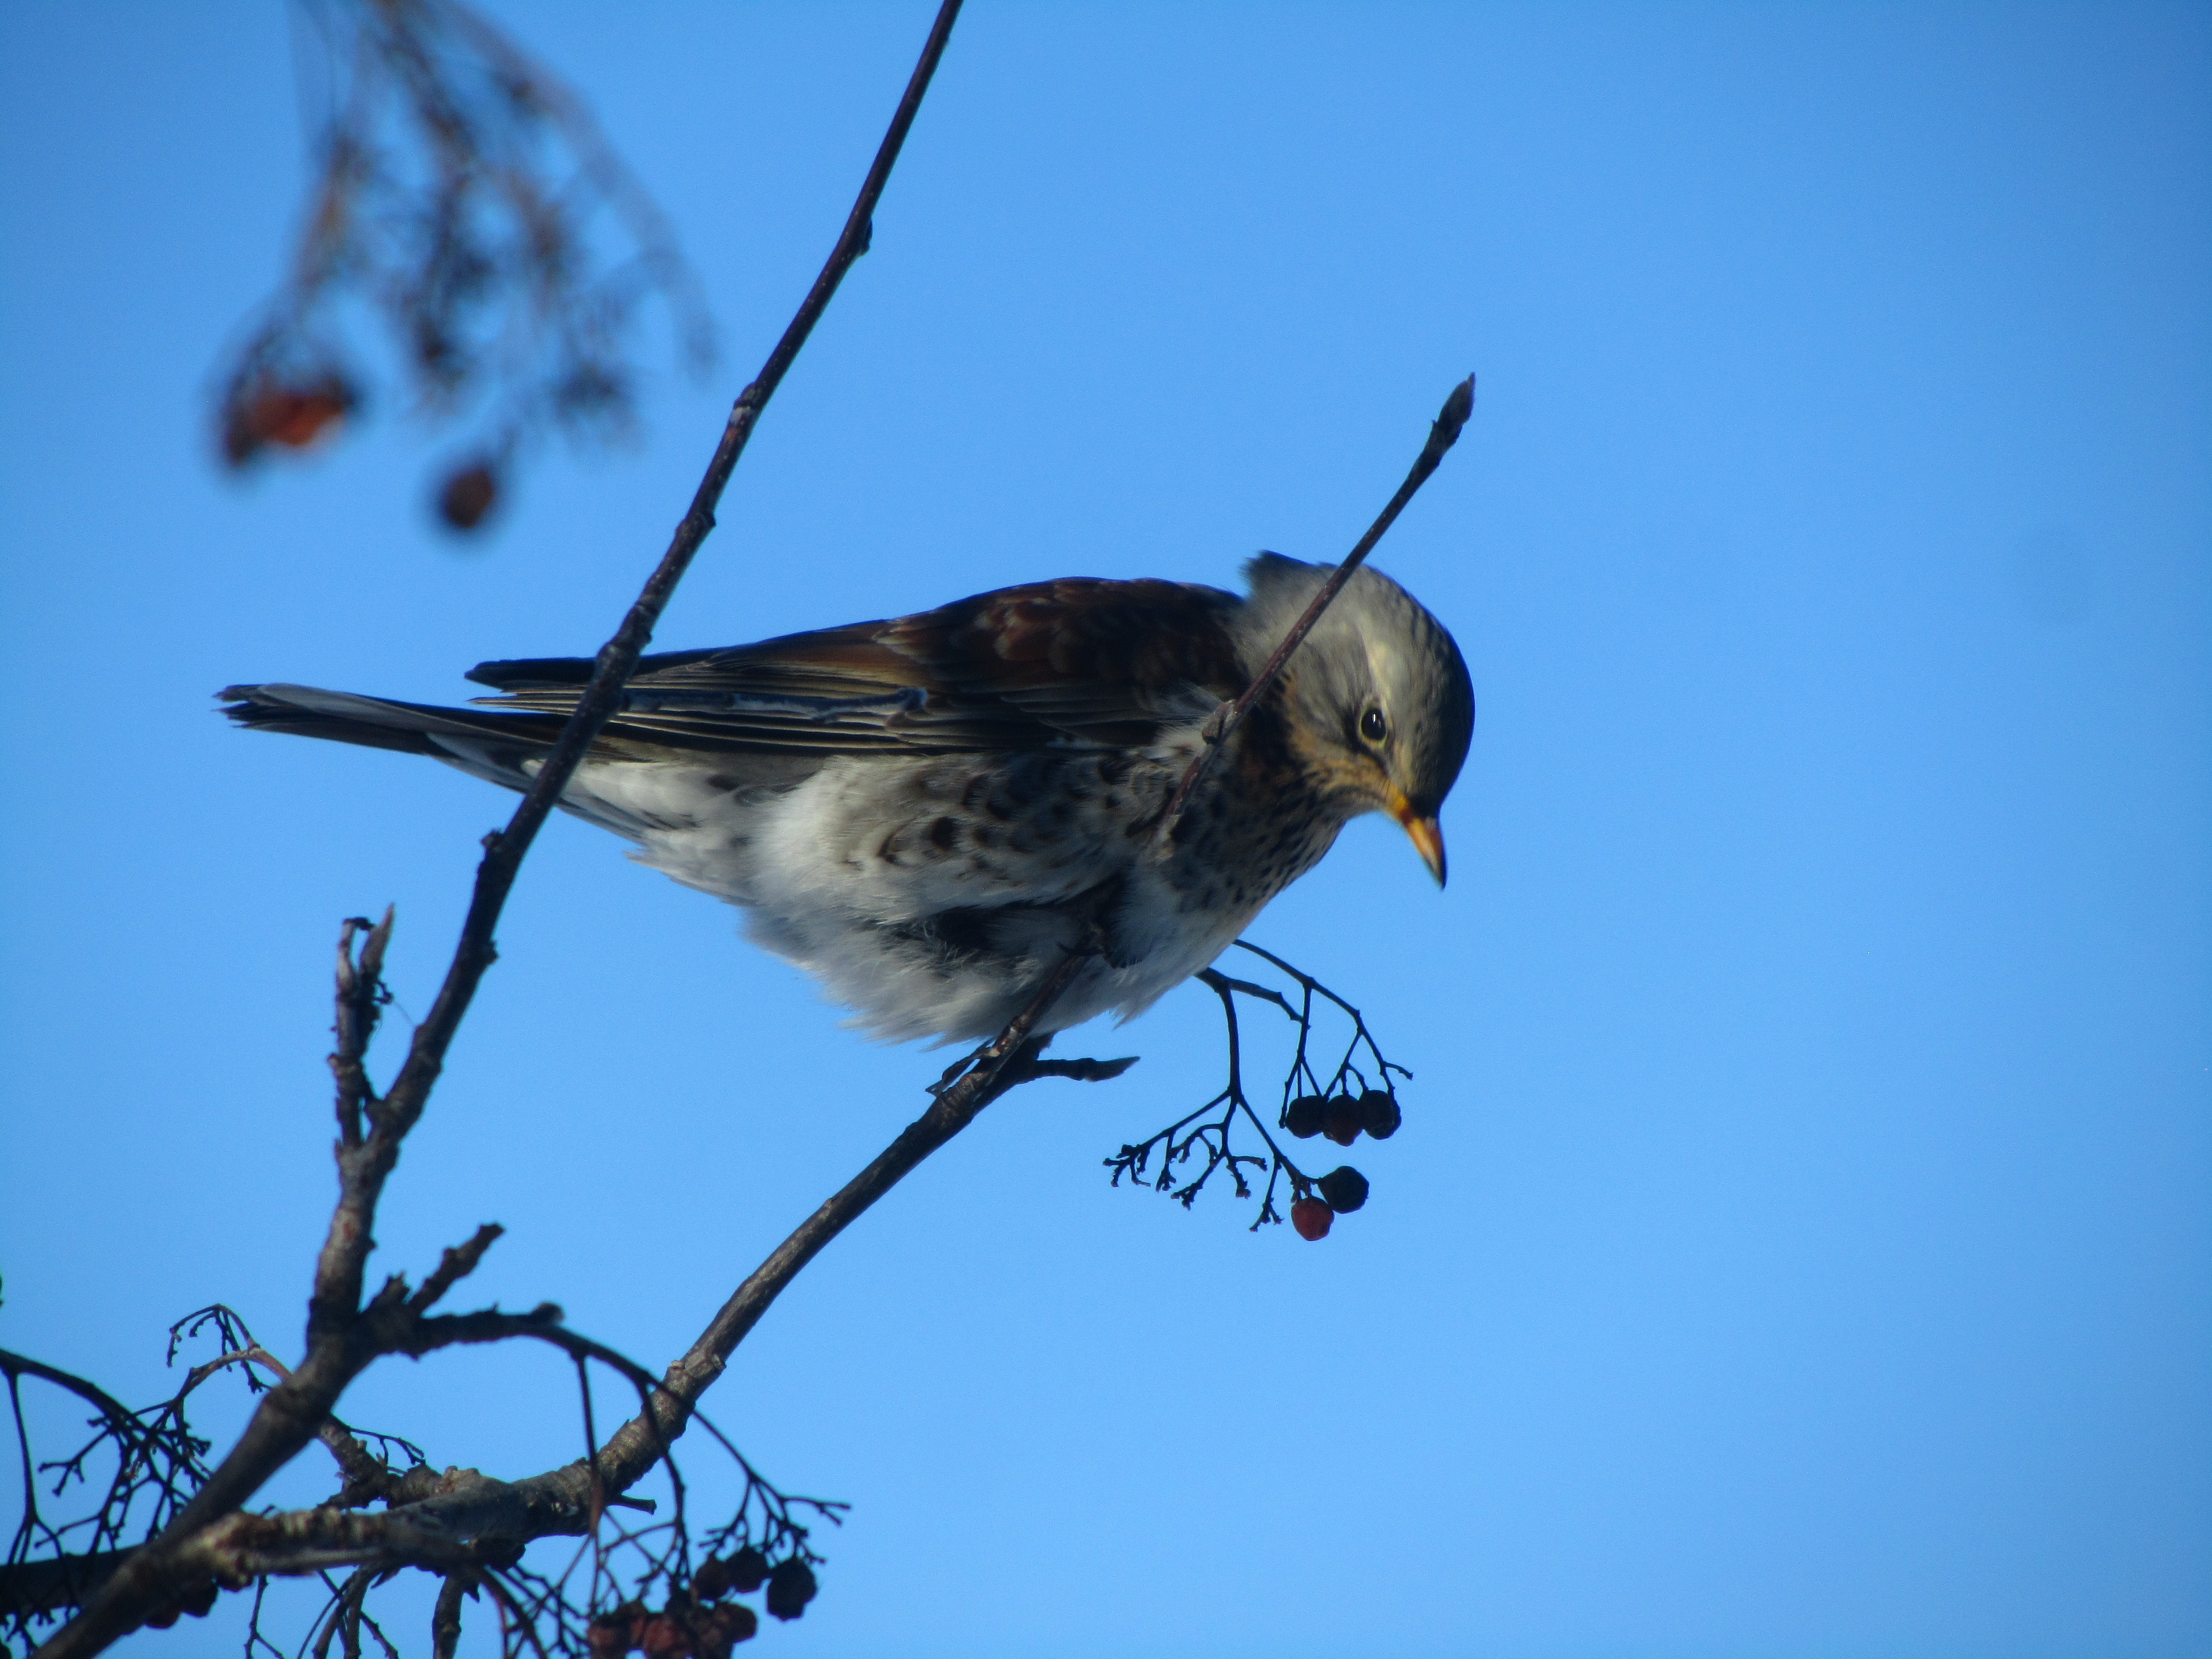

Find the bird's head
[[1236, 553, 1475, 885]]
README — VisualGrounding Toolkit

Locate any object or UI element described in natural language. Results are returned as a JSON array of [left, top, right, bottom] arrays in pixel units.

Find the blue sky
[[2, 4, 2207, 1656]]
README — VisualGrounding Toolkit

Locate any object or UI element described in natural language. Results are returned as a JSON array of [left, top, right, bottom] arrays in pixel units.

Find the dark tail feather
[[218, 684, 566, 763]]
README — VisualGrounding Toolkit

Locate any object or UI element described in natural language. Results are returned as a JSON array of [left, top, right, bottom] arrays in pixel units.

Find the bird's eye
[[1359, 706, 1389, 745]]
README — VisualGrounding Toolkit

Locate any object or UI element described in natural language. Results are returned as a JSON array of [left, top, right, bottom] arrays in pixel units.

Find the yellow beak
[[1392, 801, 1448, 887]]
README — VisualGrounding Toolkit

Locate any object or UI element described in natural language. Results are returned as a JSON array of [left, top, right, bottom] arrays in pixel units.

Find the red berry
[[1322, 1096, 1362, 1145], [1317, 1166, 1369, 1213], [586, 1613, 634, 1658], [1290, 1197, 1333, 1240], [639, 1615, 693, 1659], [1284, 1094, 1326, 1138], [1358, 1090, 1401, 1139], [221, 374, 356, 466]]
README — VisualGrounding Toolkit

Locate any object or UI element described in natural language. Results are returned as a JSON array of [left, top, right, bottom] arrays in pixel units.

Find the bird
[[221, 553, 1474, 1046]]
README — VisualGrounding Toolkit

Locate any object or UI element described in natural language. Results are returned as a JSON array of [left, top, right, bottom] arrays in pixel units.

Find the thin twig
[[1153, 375, 1475, 845]]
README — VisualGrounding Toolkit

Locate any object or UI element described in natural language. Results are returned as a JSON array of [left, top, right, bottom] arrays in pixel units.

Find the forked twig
[[1106, 941, 1411, 1231]]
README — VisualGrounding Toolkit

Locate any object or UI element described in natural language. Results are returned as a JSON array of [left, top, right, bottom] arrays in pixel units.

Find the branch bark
[[30, 6, 964, 1654]]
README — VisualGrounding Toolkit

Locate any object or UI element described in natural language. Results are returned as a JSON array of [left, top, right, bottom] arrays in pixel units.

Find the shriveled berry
[[1317, 1166, 1369, 1213], [764, 1558, 817, 1622], [1359, 1090, 1401, 1139], [694, 1603, 758, 1657], [221, 375, 356, 466], [639, 1614, 692, 1659], [1322, 1096, 1362, 1145], [437, 462, 500, 531], [693, 1555, 734, 1602], [586, 1612, 635, 1658], [724, 1545, 770, 1594], [1290, 1197, 1333, 1240], [1284, 1094, 1326, 1138]]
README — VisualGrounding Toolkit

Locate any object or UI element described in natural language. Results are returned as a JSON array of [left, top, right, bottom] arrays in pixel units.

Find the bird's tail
[[218, 683, 565, 792]]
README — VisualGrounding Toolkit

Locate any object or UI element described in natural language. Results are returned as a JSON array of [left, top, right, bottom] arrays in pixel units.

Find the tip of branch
[[1037, 1055, 1139, 1082], [1422, 374, 1476, 466]]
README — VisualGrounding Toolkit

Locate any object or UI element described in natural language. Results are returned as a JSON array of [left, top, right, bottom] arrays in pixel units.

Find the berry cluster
[[1103, 945, 1411, 1236], [1280, 1090, 1394, 1240], [586, 1550, 817, 1657], [1282, 1088, 1400, 1146]]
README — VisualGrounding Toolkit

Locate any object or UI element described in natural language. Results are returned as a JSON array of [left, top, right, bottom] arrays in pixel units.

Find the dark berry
[[437, 462, 500, 531], [1317, 1166, 1369, 1213], [693, 1556, 733, 1602], [639, 1614, 692, 1659], [764, 1558, 818, 1622], [589, 1606, 647, 1658], [1322, 1096, 1362, 1145], [1284, 1094, 1326, 1138], [695, 1603, 758, 1657], [1290, 1197, 1333, 1240], [1358, 1090, 1401, 1139], [724, 1545, 770, 1594]]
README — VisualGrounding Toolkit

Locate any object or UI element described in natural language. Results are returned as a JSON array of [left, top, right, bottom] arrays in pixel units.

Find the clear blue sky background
[[3, 4, 2207, 1656]]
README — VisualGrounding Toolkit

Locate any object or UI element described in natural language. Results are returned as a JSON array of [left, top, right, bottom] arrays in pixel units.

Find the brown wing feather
[[472, 578, 1247, 756]]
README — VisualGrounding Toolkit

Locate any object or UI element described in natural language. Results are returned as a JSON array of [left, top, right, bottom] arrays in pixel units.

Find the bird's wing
[[467, 578, 1246, 755]]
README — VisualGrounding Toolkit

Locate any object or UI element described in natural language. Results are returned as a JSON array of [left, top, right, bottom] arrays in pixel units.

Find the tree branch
[[536, 932, 1100, 1505], [35, 13, 966, 1649], [5, 948, 1113, 1612], [1153, 374, 1475, 845], [429, 1573, 467, 1659], [33, 9, 967, 1651]]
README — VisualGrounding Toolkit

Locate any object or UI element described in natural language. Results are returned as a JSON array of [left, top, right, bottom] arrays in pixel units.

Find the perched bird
[[222, 554, 1474, 1044]]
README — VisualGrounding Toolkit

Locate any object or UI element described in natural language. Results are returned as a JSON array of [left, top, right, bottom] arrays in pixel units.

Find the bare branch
[[0, 1357, 140, 1450], [406, 1225, 505, 1315], [33, 7, 965, 1654], [430, 1573, 467, 1659], [566, 921, 1095, 1503], [1021, 1056, 1140, 1083], [330, 911, 392, 1147], [188, 930, 1109, 1592], [0, 1554, 135, 1625], [1154, 375, 1476, 845]]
